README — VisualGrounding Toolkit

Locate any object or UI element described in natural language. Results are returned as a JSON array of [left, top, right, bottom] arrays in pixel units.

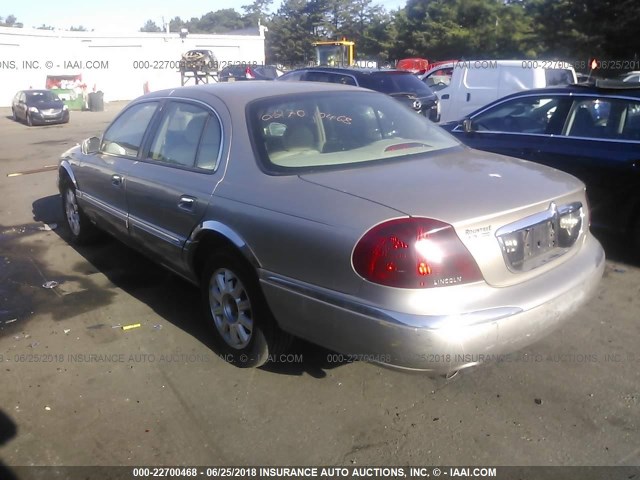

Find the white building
[[0, 25, 267, 107]]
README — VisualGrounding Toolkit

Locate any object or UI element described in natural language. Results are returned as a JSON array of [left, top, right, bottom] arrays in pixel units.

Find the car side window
[[564, 98, 640, 141], [330, 74, 356, 86], [307, 72, 356, 86], [101, 102, 158, 157], [471, 96, 564, 134], [196, 114, 223, 170], [147, 102, 212, 169], [304, 71, 333, 83], [279, 71, 304, 82], [620, 102, 640, 140], [424, 68, 453, 92]]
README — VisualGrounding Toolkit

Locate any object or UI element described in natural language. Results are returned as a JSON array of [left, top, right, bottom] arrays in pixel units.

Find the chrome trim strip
[[496, 201, 582, 237], [496, 202, 557, 237], [452, 128, 640, 145], [128, 215, 182, 246], [495, 202, 584, 273], [260, 271, 522, 329], [79, 191, 128, 221]]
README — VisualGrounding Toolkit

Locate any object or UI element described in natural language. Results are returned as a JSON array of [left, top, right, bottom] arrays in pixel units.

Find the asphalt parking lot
[[0, 102, 639, 471]]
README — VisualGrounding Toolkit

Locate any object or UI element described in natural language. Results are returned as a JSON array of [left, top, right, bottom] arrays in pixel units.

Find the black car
[[11, 89, 70, 126], [219, 64, 283, 82], [277, 67, 440, 122], [440, 82, 640, 244]]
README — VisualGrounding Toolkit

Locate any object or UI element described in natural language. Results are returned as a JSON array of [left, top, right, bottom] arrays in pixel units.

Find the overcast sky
[[5, 0, 407, 33]]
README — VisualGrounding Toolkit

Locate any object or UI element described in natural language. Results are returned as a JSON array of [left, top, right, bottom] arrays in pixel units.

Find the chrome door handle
[[178, 195, 196, 211], [112, 174, 123, 187]]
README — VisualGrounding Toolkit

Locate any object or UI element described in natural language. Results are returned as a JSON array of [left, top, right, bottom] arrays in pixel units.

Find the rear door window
[[147, 101, 219, 169], [564, 98, 640, 140]]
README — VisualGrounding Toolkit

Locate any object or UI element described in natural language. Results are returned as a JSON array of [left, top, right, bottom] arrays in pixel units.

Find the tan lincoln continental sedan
[[57, 81, 605, 374]]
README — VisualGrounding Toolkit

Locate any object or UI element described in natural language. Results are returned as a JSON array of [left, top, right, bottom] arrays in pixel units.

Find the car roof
[[498, 82, 640, 99], [283, 67, 412, 76], [140, 80, 372, 108], [459, 82, 640, 121]]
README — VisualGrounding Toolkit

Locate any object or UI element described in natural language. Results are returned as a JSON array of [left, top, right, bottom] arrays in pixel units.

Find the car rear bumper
[[260, 234, 605, 373]]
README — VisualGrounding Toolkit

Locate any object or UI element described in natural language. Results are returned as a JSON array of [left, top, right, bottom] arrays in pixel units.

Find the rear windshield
[[248, 91, 458, 173], [359, 72, 434, 97]]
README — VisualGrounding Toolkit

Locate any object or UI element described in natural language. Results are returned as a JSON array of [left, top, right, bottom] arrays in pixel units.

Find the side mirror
[[82, 136, 101, 155], [462, 118, 475, 133]]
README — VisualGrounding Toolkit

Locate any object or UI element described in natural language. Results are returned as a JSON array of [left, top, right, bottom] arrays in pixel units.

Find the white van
[[421, 60, 577, 123]]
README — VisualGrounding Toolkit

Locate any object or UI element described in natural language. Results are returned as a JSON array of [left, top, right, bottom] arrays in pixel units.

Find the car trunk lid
[[300, 148, 588, 287]]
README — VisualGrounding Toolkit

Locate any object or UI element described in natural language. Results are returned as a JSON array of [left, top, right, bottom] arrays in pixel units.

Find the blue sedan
[[441, 83, 640, 247]]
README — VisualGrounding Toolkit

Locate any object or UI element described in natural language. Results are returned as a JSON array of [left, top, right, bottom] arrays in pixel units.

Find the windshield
[[359, 72, 434, 97], [26, 91, 60, 103], [249, 91, 458, 173], [316, 45, 346, 67]]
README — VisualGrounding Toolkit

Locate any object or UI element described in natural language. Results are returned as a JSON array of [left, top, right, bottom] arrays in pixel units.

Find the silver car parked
[[58, 81, 605, 373]]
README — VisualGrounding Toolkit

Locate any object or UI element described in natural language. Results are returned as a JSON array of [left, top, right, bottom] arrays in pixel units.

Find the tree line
[[5, 0, 639, 73], [139, 0, 640, 72], [1, 14, 87, 30]]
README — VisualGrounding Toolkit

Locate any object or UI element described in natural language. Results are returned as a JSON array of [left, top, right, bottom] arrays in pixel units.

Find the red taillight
[[245, 67, 255, 79], [352, 218, 483, 288]]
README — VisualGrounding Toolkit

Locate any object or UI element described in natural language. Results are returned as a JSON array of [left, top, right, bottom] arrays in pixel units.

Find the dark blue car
[[11, 89, 70, 126], [441, 82, 640, 246]]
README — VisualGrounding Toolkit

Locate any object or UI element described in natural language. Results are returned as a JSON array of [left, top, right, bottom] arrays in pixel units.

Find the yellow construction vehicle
[[313, 39, 355, 67]]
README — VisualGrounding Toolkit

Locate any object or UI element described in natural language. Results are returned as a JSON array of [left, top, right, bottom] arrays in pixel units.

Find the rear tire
[[202, 250, 291, 367], [61, 182, 98, 244]]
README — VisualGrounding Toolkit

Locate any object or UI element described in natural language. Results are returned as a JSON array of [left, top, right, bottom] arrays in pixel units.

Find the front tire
[[61, 183, 98, 244], [202, 251, 291, 367], [11, 108, 17, 122], [26, 113, 33, 127]]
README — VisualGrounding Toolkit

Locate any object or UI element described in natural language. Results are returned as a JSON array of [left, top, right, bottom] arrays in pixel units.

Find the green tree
[[394, 0, 532, 60], [169, 16, 187, 32], [267, 0, 322, 66], [242, 0, 274, 26], [526, 0, 640, 66], [190, 9, 250, 33], [0, 14, 22, 27], [140, 20, 163, 32]]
